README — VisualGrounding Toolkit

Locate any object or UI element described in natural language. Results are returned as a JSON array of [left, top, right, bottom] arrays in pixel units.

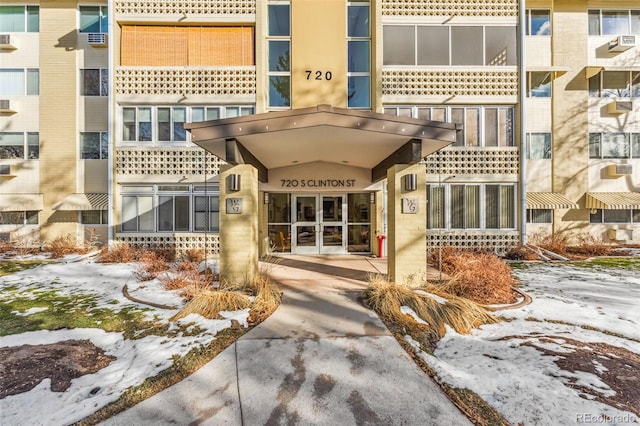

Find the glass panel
[[173, 108, 186, 141], [79, 6, 100, 33], [206, 107, 220, 121], [528, 133, 551, 159], [100, 69, 108, 96], [530, 10, 550, 35], [427, 186, 444, 228], [588, 73, 601, 97], [0, 69, 24, 96], [589, 209, 603, 224], [269, 225, 291, 252], [451, 108, 464, 146], [138, 196, 154, 231], [588, 10, 600, 35], [602, 10, 629, 35], [100, 6, 108, 33], [602, 133, 630, 158], [268, 193, 291, 223], [157, 108, 171, 141], [348, 40, 370, 72], [100, 132, 108, 159], [269, 40, 290, 72], [417, 26, 449, 65], [604, 209, 630, 223], [138, 108, 152, 141], [81, 211, 101, 224], [348, 193, 370, 223], [431, 108, 446, 122], [347, 76, 370, 108], [191, 108, 204, 122], [485, 185, 499, 229], [225, 107, 239, 118], [121, 196, 137, 231], [602, 71, 630, 98], [451, 185, 464, 229], [297, 226, 316, 246], [269, 76, 290, 107], [123, 108, 136, 141], [323, 226, 343, 246], [632, 11, 640, 35], [633, 210, 640, 223], [632, 72, 640, 97], [26, 211, 38, 225], [589, 134, 601, 158], [27, 132, 39, 159], [466, 108, 479, 146], [81, 132, 100, 159], [175, 196, 190, 231], [0, 212, 24, 225], [484, 108, 498, 146], [240, 107, 254, 116], [81, 70, 100, 96], [529, 72, 551, 97], [500, 186, 515, 228], [26, 69, 39, 95], [466, 186, 480, 228], [531, 209, 552, 224], [0, 132, 24, 159], [383, 26, 415, 65], [348, 5, 369, 37], [500, 108, 514, 146], [158, 196, 174, 231], [0, 6, 25, 32], [485, 27, 516, 66], [632, 134, 640, 158], [296, 196, 316, 222], [451, 27, 483, 65], [322, 196, 342, 221], [268, 4, 290, 36], [348, 225, 370, 252]]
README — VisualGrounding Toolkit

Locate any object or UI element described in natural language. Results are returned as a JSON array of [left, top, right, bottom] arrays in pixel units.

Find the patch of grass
[[571, 257, 640, 271], [0, 260, 50, 276], [72, 327, 247, 426]]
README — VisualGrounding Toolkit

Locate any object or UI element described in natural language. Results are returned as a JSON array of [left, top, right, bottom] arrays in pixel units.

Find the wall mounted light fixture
[[264, 192, 269, 204], [227, 174, 240, 192], [370, 192, 375, 204], [403, 173, 417, 191]]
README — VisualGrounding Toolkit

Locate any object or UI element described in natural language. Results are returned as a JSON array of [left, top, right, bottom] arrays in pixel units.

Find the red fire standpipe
[[377, 235, 386, 258]]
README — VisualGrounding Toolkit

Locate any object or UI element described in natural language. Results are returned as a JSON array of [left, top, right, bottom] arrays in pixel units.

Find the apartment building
[[1, 1, 639, 281]]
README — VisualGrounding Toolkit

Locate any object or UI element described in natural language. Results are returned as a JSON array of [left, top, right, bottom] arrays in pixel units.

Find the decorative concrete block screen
[[116, 233, 221, 255], [116, 148, 223, 177], [382, 0, 517, 17], [424, 147, 519, 176], [115, 0, 256, 15], [427, 232, 520, 253]]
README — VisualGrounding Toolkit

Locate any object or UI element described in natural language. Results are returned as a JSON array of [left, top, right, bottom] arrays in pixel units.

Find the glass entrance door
[[293, 195, 318, 254], [320, 195, 345, 254], [291, 194, 347, 254]]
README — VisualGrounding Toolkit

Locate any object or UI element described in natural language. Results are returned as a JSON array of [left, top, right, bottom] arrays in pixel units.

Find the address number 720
[[305, 70, 333, 81]]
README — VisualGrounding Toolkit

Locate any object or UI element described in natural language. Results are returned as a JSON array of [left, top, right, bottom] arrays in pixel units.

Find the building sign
[[280, 179, 356, 188], [402, 198, 419, 214], [226, 198, 243, 214]]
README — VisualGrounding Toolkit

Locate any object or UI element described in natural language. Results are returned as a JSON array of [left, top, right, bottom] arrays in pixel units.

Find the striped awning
[[586, 192, 640, 209], [0, 194, 44, 211], [526, 192, 577, 209], [53, 193, 108, 211]]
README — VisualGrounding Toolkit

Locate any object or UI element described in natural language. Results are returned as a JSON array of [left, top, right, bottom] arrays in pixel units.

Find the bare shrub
[[531, 232, 569, 256], [170, 290, 251, 321], [97, 242, 140, 263], [504, 244, 539, 261], [183, 248, 206, 263], [135, 250, 170, 281], [44, 235, 89, 259], [568, 235, 615, 257]]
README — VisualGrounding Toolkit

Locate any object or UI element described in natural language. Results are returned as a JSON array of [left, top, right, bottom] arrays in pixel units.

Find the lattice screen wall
[[424, 147, 519, 175], [382, 0, 518, 17], [115, 67, 256, 96], [116, 148, 224, 177], [115, 0, 255, 15], [427, 232, 520, 253], [383, 69, 518, 97], [116, 233, 221, 256]]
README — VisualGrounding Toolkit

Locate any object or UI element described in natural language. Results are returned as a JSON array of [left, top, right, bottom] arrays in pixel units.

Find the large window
[[80, 69, 108, 96], [121, 185, 220, 233], [0, 69, 39, 96], [527, 72, 552, 97], [0, 5, 38, 32], [79, 6, 107, 33], [527, 133, 551, 159], [0, 132, 38, 159], [589, 71, 640, 98], [526, 10, 551, 36], [348, 1, 370, 109], [589, 133, 640, 159], [268, 2, 290, 108], [80, 132, 108, 159], [0, 211, 38, 225], [590, 209, 640, 224], [157, 108, 186, 142], [427, 184, 516, 230], [589, 10, 640, 36], [383, 25, 517, 66], [384, 106, 514, 147]]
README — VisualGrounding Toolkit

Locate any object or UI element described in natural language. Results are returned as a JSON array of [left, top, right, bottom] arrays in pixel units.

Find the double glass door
[[293, 195, 345, 254]]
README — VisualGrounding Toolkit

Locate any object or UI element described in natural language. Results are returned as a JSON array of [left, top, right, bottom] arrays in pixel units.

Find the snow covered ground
[[0, 255, 247, 426], [409, 262, 640, 425]]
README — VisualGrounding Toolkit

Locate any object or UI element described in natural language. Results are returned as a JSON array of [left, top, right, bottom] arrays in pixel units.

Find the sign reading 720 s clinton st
[[280, 179, 356, 188]]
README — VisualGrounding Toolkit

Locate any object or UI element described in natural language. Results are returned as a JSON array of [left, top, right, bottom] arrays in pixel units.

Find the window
[[527, 72, 551, 97], [122, 107, 152, 142], [527, 209, 552, 224], [526, 10, 551, 35], [383, 25, 517, 66], [589, 133, 635, 159], [80, 132, 108, 159], [427, 184, 515, 230], [0, 5, 39, 32], [0, 132, 38, 159], [589, 71, 640, 98], [384, 106, 514, 147], [79, 6, 107, 33], [527, 133, 551, 159], [157, 108, 186, 142], [348, 1, 370, 108], [0, 69, 39, 96], [80, 69, 108, 96], [0, 211, 38, 225], [268, 2, 290, 108], [81, 210, 108, 225], [590, 209, 640, 224], [120, 185, 220, 233], [589, 10, 640, 35], [191, 106, 254, 122]]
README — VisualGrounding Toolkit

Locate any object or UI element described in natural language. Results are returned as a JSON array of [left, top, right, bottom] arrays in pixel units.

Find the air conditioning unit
[[0, 165, 10, 175], [608, 35, 636, 52], [87, 33, 107, 47], [607, 100, 632, 114], [607, 164, 633, 177], [0, 34, 16, 50], [608, 229, 632, 241], [0, 99, 14, 113]]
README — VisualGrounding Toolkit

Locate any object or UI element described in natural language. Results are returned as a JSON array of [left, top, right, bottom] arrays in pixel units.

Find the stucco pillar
[[387, 164, 427, 284], [219, 164, 259, 285]]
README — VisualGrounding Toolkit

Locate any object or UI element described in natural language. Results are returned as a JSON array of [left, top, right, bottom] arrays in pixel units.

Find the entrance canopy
[[185, 104, 458, 183]]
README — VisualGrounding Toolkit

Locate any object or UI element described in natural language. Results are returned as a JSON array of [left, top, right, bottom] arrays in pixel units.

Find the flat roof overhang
[[185, 104, 459, 183]]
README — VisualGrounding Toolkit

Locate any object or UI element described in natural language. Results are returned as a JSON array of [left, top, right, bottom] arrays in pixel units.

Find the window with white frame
[[588, 9, 640, 36], [527, 209, 552, 224], [80, 132, 108, 159], [590, 209, 640, 224], [589, 133, 640, 159], [79, 5, 107, 33], [348, 0, 370, 109], [0, 69, 39, 96], [384, 106, 514, 147], [81, 210, 108, 225], [383, 25, 517, 66], [0, 211, 38, 225], [120, 185, 220, 233], [0, 132, 39, 159], [589, 71, 640, 98], [0, 5, 39, 32], [80, 69, 108, 96], [526, 133, 551, 159], [527, 72, 552, 97], [267, 1, 290, 108], [427, 184, 516, 230], [526, 10, 551, 36]]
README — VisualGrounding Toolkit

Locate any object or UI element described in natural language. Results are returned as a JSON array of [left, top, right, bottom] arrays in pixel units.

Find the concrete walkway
[[103, 256, 469, 426]]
